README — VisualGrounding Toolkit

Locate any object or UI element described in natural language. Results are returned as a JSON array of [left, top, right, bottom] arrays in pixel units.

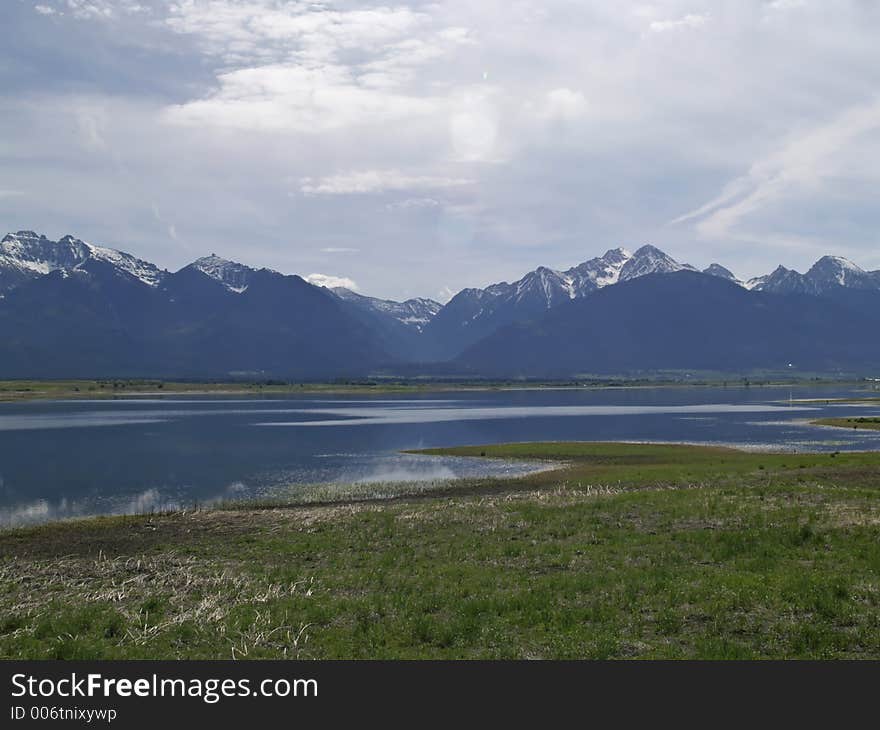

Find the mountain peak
[[0, 231, 164, 291], [805, 254, 877, 292], [703, 263, 740, 283], [619, 244, 691, 282], [808, 255, 863, 276], [745, 265, 808, 294], [332, 286, 442, 331], [602, 247, 632, 261], [3, 230, 45, 243], [193, 253, 234, 265], [632, 244, 665, 257], [187, 254, 255, 293]]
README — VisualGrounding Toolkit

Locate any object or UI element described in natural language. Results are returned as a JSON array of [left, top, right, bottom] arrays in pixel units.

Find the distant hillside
[[1, 229, 879, 377], [457, 271, 880, 376]]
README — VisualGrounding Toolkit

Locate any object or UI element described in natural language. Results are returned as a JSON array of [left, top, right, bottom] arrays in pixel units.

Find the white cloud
[[300, 170, 472, 195], [162, 1, 473, 134], [449, 88, 501, 162], [164, 2, 428, 65], [672, 98, 880, 239], [437, 286, 456, 304], [385, 197, 441, 211], [768, 0, 805, 10], [539, 88, 587, 122], [75, 106, 107, 149], [649, 14, 709, 33], [164, 63, 442, 132], [0, 190, 25, 198], [57, 0, 147, 20], [7, 1, 880, 294], [305, 273, 358, 290], [320, 247, 360, 253]]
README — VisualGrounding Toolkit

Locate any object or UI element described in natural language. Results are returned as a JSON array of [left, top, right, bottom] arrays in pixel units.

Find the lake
[[2, 384, 879, 526]]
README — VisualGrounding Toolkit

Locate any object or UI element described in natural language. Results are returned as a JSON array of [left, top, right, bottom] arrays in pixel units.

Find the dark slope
[[456, 271, 880, 376], [0, 266, 392, 378]]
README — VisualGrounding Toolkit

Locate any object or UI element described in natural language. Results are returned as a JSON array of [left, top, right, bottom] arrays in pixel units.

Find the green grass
[[813, 417, 880, 432], [1, 378, 875, 402], [0, 379, 472, 401], [2, 442, 879, 659]]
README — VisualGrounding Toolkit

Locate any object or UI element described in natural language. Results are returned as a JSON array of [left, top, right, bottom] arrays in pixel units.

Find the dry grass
[[1, 551, 316, 659]]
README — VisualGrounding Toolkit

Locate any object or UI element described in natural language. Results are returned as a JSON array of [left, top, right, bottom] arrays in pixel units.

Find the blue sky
[[2, 0, 880, 301]]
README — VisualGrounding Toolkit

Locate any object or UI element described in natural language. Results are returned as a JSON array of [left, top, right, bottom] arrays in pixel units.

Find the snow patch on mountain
[[333, 287, 442, 331], [703, 263, 742, 285], [804, 255, 878, 292], [619, 245, 695, 282], [0, 230, 164, 291], [189, 254, 256, 293], [745, 257, 880, 295]]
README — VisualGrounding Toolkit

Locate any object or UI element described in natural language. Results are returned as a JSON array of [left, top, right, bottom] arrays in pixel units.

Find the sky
[[2, 0, 880, 302]]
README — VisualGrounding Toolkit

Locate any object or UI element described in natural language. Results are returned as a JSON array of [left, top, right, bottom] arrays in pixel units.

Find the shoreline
[[4, 439, 879, 533], [1, 377, 876, 403], [811, 417, 880, 432], [3, 441, 880, 659]]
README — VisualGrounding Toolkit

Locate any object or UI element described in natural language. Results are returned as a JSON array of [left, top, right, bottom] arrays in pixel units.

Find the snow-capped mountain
[[702, 263, 741, 284], [746, 256, 880, 295], [186, 254, 258, 293], [0, 230, 164, 293], [803, 255, 880, 293], [619, 244, 695, 281], [4, 227, 880, 376], [458, 269, 880, 376], [564, 246, 633, 295], [421, 244, 697, 357], [332, 288, 441, 331], [746, 265, 809, 294], [499, 246, 637, 307]]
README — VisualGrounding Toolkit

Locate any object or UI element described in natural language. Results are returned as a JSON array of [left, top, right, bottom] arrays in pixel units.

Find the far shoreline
[[1, 376, 876, 403]]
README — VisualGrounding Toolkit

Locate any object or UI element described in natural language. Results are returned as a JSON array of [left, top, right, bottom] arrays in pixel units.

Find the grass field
[[813, 417, 880, 431], [1, 442, 879, 659], [1, 378, 875, 402], [0, 379, 465, 401]]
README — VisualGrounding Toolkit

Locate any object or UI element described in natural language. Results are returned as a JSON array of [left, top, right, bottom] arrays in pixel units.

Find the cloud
[[164, 2, 428, 64], [649, 14, 709, 33], [37, 0, 149, 20], [163, 63, 442, 132], [320, 247, 360, 254], [75, 107, 107, 149], [671, 98, 880, 239], [300, 170, 472, 195], [767, 0, 805, 10], [0, 190, 25, 199], [448, 87, 503, 162], [305, 273, 358, 290], [437, 286, 456, 304], [385, 198, 441, 211], [539, 88, 587, 122], [6, 0, 880, 297], [162, 1, 473, 134]]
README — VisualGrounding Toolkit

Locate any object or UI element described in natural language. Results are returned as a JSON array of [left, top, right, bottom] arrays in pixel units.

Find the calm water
[[1, 385, 879, 526]]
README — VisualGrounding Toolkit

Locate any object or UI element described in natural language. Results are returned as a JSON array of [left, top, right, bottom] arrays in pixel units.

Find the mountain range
[[1, 229, 878, 378]]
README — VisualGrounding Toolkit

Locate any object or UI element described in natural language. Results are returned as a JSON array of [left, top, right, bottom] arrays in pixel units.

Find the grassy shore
[[1, 377, 875, 402], [2, 442, 879, 659], [0, 379, 468, 401], [812, 417, 880, 431]]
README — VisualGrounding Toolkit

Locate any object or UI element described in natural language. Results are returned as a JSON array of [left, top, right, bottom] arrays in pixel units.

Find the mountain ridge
[[1, 228, 879, 377]]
